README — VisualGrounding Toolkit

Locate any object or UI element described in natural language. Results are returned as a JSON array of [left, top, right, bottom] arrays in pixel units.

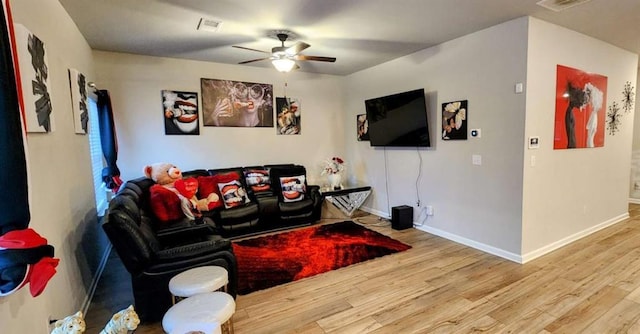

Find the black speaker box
[[391, 205, 413, 230]]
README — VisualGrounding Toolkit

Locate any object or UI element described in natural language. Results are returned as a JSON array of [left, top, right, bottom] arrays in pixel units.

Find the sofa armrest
[[156, 217, 216, 241], [155, 237, 232, 262]]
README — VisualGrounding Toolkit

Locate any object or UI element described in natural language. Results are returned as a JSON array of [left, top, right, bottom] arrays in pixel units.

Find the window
[[88, 96, 108, 216]]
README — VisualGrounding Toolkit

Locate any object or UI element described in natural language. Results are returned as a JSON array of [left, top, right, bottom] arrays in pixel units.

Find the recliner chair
[[102, 195, 237, 322]]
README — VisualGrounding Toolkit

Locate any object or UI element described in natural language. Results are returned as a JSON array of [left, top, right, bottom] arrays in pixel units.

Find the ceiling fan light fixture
[[272, 58, 296, 72]]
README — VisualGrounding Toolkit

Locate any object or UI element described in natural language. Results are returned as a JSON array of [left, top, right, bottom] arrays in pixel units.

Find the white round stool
[[170, 321, 222, 334], [163, 292, 236, 334], [169, 266, 229, 303]]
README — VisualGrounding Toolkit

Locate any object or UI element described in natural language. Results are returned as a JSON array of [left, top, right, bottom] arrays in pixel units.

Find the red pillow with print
[[212, 172, 251, 209], [149, 184, 183, 222], [196, 176, 224, 210]]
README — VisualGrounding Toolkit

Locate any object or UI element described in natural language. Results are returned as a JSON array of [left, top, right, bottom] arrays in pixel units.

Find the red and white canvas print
[[554, 65, 608, 149]]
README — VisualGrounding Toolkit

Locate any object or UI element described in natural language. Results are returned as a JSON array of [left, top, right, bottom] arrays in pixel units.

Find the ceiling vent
[[197, 18, 223, 32], [536, 0, 592, 12]]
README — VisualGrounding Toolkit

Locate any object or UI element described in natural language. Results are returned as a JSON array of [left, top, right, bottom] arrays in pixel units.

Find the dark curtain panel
[[96, 90, 123, 191], [0, 0, 29, 235]]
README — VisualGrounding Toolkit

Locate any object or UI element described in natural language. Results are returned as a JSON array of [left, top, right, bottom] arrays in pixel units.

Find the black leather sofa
[[182, 164, 323, 237], [103, 181, 238, 322], [101, 164, 322, 321]]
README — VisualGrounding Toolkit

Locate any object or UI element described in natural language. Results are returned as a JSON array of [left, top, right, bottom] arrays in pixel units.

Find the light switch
[[472, 154, 482, 165], [515, 82, 524, 94]]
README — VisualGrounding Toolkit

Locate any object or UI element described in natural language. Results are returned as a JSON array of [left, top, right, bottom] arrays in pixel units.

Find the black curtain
[[96, 90, 123, 192], [0, 0, 29, 235]]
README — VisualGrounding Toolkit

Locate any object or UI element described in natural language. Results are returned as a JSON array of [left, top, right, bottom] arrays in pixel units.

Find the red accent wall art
[[554, 65, 608, 149]]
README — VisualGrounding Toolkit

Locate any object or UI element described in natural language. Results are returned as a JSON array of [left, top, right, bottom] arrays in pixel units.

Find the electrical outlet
[[426, 206, 434, 216]]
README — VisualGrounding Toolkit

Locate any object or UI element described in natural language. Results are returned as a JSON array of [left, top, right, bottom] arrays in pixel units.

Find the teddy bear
[[143, 163, 219, 220]]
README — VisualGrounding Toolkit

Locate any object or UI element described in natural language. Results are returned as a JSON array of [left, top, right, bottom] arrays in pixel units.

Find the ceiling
[[59, 0, 640, 76]]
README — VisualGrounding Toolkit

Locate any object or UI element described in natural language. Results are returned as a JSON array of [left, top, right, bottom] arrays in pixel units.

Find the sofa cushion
[[149, 185, 183, 222], [196, 176, 224, 210], [278, 198, 313, 216], [279, 175, 306, 202]]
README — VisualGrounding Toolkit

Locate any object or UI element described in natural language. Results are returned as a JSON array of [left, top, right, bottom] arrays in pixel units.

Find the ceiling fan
[[233, 32, 336, 72]]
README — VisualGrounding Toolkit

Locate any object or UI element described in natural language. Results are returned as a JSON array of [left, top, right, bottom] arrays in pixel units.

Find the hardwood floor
[[86, 205, 640, 333]]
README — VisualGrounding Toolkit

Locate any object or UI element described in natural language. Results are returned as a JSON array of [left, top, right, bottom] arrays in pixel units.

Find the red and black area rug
[[232, 220, 411, 295]]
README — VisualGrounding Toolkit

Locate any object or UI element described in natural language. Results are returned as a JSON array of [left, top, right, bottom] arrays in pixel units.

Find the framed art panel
[[357, 114, 369, 141], [15, 24, 54, 133], [442, 100, 467, 140], [275, 97, 301, 135], [162, 90, 199, 135], [201, 78, 273, 127], [553, 65, 607, 149], [68, 68, 88, 134]]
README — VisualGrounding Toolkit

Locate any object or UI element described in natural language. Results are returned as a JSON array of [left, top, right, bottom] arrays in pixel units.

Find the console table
[[320, 184, 372, 217]]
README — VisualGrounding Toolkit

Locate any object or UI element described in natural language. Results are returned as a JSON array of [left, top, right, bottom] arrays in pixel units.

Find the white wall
[[344, 17, 529, 257], [93, 51, 345, 185], [522, 17, 639, 258], [629, 68, 640, 201], [0, 1, 101, 332]]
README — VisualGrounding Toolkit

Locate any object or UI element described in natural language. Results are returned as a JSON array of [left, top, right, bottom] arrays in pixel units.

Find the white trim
[[629, 198, 640, 204], [359, 206, 390, 219], [520, 213, 629, 263], [81, 244, 112, 315], [414, 224, 523, 263]]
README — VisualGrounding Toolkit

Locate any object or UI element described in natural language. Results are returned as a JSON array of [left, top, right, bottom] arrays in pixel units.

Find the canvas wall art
[[68, 69, 88, 134], [554, 65, 607, 149], [14, 24, 54, 133], [442, 100, 467, 140], [357, 114, 369, 141], [201, 78, 273, 127], [275, 97, 301, 135], [162, 90, 200, 135]]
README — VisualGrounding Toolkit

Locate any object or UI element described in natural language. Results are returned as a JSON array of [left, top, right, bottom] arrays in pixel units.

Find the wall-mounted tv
[[365, 88, 430, 147]]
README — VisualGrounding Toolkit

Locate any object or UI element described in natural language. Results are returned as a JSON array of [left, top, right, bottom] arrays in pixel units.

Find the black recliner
[[102, 194, 237, 323]]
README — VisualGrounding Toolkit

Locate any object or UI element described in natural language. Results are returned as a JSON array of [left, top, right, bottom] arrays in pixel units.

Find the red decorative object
[[232, 221, 411, 294]]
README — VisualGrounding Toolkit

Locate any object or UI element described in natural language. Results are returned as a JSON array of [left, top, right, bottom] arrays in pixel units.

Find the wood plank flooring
[[86, 205, 640, 333]]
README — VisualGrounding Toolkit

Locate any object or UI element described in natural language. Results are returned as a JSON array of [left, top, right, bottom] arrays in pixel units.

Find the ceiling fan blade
[[294, 55, 336, 62], [285, 42, 310, 56], [232, 45, 270, 54], [238, 57, 270, 64]]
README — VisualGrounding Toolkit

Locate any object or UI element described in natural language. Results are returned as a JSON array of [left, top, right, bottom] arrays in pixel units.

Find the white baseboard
[[414, 224, 523, 263], [81, 244, 112, 315], [520, 212, 629, 263], [359, 206, 390, 219], [629, 198, 640, 204]]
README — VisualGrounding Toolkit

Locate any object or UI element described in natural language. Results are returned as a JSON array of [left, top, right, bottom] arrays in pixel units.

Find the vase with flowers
[[321, 157, 345, 190]]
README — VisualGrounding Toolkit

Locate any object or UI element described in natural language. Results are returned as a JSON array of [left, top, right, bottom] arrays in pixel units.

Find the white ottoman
[[169, 321, 222, 334], [163, 292, 235, 334], [169, 266, 229, 303]]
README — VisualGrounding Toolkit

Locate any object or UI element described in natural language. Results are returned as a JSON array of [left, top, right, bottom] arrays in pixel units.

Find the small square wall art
[[162, 90, 200, 135], [442, 100, 467, 140], [15, 24, 54, 133], [68, 69, 89, 134], [357, 114, 369, 141], [275, 97, 301, 135]]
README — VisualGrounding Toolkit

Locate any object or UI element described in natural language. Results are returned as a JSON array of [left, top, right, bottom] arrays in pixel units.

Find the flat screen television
[[364, 88, 430, 147]]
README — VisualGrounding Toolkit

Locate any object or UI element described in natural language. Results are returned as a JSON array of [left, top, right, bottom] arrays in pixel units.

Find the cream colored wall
[[522, 17, 639, 259], [0, 0, 100, 332], [344, 17, 529, 257], [92, 51, 345, 185], [629, 68, 640, 201]]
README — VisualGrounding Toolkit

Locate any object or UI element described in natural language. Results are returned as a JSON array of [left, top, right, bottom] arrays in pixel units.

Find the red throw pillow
[[197, 175, 232, 210], [174, 177, 198, 199], [149, 184, 183, 222]]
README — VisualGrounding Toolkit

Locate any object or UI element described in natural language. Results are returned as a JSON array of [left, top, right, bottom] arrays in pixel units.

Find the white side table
[[169, 266, 228, 303], [163, 292, 235, 334]]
